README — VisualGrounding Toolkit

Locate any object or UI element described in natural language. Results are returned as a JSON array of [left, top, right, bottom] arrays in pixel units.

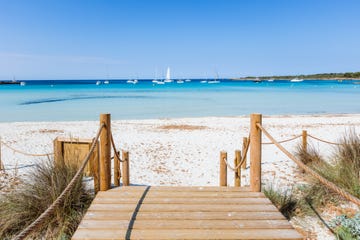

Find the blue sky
[[0, 0, 359, 80]]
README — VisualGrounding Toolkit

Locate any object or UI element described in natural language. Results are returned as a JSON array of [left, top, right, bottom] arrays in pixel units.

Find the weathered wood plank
[[88, 203, 278, 212], [77, 219, 294, 229], [72, 229, 303, 240], [97, 191, 266, 198], [82, 211, 287, 221], [92, 197, 272, 205], [108, 186, 252, 192]]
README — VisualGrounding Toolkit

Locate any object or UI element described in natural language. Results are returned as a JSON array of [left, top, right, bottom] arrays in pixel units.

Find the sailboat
[[164, 67, 173, 83], [208, 73, 221, 84]]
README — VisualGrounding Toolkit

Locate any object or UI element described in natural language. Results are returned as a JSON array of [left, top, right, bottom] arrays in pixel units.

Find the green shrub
[[330, 213, 360, 240]]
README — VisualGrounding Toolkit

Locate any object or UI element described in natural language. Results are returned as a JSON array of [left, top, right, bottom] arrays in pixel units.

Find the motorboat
[[290, 78, 303, 82], [127, 79, 138, 84]]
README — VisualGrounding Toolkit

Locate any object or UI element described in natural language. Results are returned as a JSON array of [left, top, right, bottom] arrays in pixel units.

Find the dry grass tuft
[[0, 159, 93, 239]]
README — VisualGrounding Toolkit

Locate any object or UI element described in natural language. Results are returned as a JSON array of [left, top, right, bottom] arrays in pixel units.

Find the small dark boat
[[0, 81, 20, 85]]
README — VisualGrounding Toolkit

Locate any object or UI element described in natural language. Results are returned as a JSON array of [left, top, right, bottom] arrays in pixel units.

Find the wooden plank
[[109, 186, 252, 192], [92, 197, 272, 205], [82, 211, 287, 221], [97, 191, 266, 198], [88, 203, 278, 212], [77, 219, 294, 230], [72, 229, 303, 240]]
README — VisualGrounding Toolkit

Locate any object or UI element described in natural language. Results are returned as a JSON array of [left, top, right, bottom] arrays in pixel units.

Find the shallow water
[[0, 79, 359, 122]]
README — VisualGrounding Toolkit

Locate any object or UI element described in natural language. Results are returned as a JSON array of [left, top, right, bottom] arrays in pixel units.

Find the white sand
[[1, 114, 360, 239], [1, 114, 360, 186]]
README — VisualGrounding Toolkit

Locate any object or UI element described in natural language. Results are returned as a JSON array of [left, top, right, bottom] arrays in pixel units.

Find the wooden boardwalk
[[72, 186, 302, 239]]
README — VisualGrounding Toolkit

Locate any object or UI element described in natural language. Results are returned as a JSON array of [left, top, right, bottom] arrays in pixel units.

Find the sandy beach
[[1, 114, 360, 186], [1, 114, 360, 239]]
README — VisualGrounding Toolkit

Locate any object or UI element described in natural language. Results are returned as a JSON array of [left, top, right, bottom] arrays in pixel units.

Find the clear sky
[[0, 0, 359, 80]]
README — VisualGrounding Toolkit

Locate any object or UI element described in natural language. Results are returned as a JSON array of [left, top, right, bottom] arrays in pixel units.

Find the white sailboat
[[152, 69, 160, 84], [208, 73, 221, 84], [176, 79, 184, 84], [96, 80, 101, 85], [164, 67, 173, 83]]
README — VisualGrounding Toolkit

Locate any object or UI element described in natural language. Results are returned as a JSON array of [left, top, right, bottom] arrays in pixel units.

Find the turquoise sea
[[0, 79, 359, 122]]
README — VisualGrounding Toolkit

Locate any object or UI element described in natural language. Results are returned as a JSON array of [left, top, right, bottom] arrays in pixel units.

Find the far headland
[[231, 71, 360, 80]]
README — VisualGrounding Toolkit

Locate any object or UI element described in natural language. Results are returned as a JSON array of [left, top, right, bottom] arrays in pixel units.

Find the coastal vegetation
[[235, 71, 360, 80], [264, 130, 360, 239], [0, 160, 93, 239]]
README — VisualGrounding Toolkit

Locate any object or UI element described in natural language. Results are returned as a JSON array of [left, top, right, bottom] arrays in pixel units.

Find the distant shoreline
[[230, 78, 360, 81]]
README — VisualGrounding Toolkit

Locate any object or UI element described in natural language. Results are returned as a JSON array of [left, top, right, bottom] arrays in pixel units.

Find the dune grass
[[295, 130, 360, 206], [266, 130, 360, 226], [0, 159, 93, 239]]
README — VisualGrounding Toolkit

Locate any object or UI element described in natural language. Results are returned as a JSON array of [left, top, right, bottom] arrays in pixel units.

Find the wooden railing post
[[234, 150, 241, 187], [241, 137, 248, 169], [114, 151, 121, 187], [250, 113, 262, 192], [302, 130, 307, 153], [100, 113, 111, 191], [220, 151, 227, 187], [122, 150, 130, 186]]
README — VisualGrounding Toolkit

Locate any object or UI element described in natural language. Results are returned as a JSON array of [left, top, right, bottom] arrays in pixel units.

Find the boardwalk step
[[73, 229, 302, 240], [72, 186, 303, 240]]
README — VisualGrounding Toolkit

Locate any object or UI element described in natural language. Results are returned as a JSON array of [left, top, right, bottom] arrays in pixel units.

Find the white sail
[[164, 67, 173, 82]]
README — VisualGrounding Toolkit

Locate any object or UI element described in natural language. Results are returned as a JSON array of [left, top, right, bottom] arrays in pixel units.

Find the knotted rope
[[256, 123, 360, 206], [13, 124, 105, 240]]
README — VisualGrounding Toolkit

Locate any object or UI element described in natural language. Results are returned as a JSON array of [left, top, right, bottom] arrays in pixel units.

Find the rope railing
[[0, 140, 54, 157], [256, 122, 360, 206], [222, 135, 250, 172], [110, 133, 124, 163], [13, 123, 105, 240], [307, 134, 343, 146], [262, 135, 302, 145]]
